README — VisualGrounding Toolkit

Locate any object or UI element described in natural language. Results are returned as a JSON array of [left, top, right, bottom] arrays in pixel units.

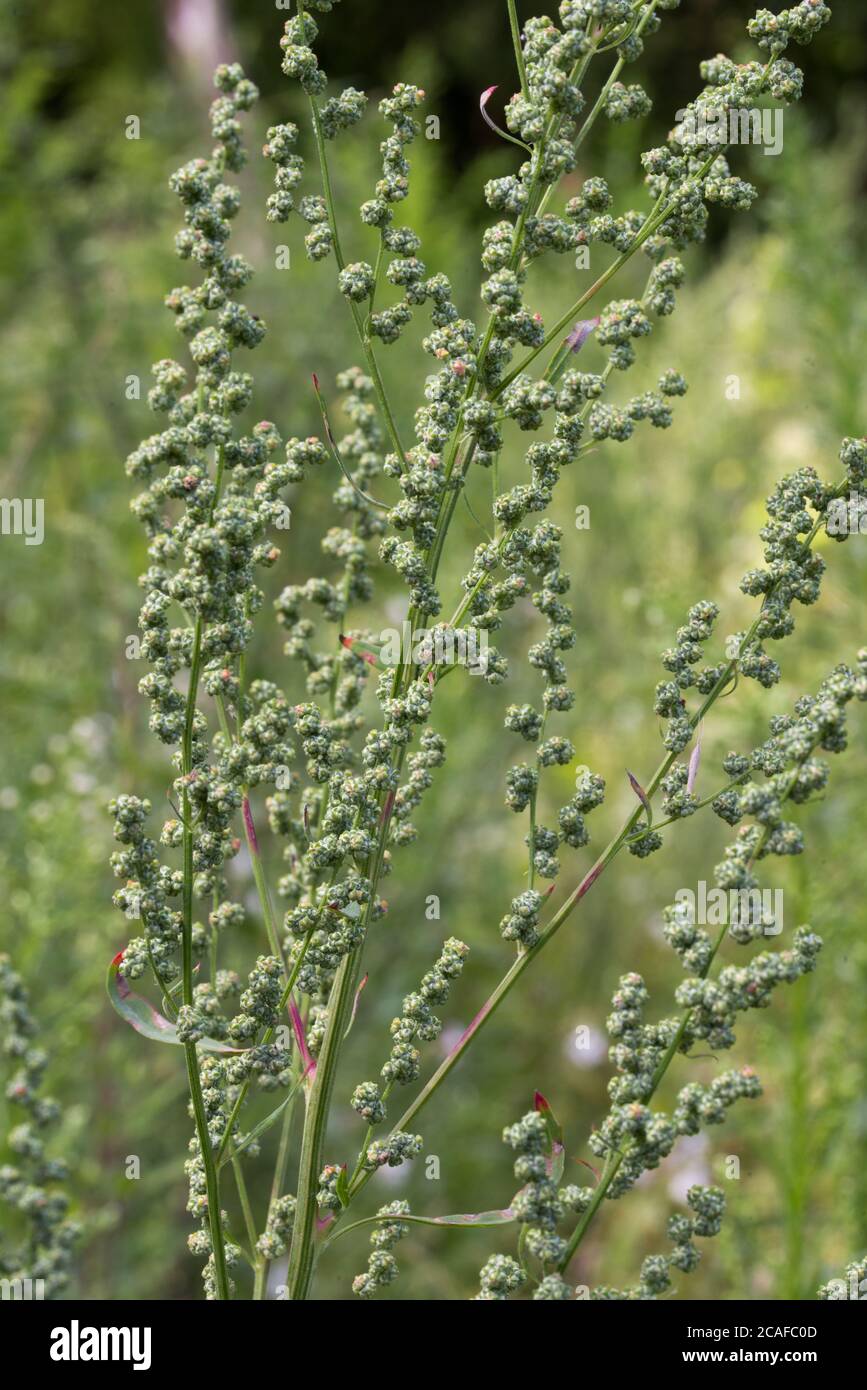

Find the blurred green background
[[1, 0, 866, 1300]]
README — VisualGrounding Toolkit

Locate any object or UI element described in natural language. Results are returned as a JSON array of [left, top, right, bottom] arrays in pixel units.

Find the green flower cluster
[[476, 1099, 727, 1300], [589, 1186, 726, 1299], [475, 1252, 527, 1301], [112, 61, 293, 962], [351, 937, 469, 1119], [257, 1195, 297, 1260], [592, 653, 867, 1198], [503, 1109, 566, 1265], [351, 1201, 411, 1298]]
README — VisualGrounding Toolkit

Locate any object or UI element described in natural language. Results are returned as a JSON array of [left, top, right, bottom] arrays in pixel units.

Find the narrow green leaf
[[342, 972, 368, 1041], [220, 1083, 301, 1169], [413, 1208, 516, 1227], [312, 374, 390, 510], [335, 1166, 351, 1208], [328, 1207, 516, 1246]]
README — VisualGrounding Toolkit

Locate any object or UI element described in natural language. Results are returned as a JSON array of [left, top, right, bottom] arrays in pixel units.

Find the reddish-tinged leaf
[[339, 633, 380, 668], [574, 1156, 601, 1184], [343, 973, 368, 1041], [479, 85, 499, 131], [687, 726, 703, 794], [242, 795, 259, 854], [535, 1091, 565, 1182], [289, 997, 315, 1078], [565, 317, 600, 353], [626, 768, 652, 822], [106, 954, 242, 1053], [479, 85, 531, 152]]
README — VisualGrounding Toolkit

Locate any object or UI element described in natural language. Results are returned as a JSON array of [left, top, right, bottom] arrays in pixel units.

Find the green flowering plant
[[101, 0, 863, 1301], [0, 956, 81, 1296]]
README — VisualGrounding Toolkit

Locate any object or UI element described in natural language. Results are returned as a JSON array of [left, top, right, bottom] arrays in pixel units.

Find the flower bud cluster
[[352, 1200, 411, 1298], [474, 1253, 527, 1301], [503, 1110, 566, 1266], [256, 1194, 297, 1259], [352, 938, 468, 1116], [591, 1186, 726, 1298]]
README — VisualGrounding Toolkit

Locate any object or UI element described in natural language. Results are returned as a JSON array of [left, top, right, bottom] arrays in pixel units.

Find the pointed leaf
[[534, 1090, 566, 1183], [339, 633, 381, 668], [106, 953, 243, 1054], [335, 1166, 350, 1209], [479, 85, 532, 152], [687, 727, 703, 794], [343, 973, 368, 1041], [329, 1208, 517, 1246], [413, 1208, 516, 1227], [311, 375, 390, 510], [289, 997, 315, 1078], [220, 1082, 302, 1169], [626, 768, 653, 824]]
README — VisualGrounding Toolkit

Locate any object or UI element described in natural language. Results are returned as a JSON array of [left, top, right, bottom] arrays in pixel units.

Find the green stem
[[255, 1092, 297, 1300], [242, 795, 284, 963], [180, 614, 231, 1299], [214, 694, 285, 966], [184, 1042, 230, 1298], [232, 1156, 260, 1274], [285, 735, 407, 1297], [507, 0, 530, 99], [285, 950, 360, 1299], [494, 172, 702, 395]]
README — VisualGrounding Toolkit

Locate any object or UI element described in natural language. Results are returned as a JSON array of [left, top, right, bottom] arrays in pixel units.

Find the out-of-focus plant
[[0, 954, 80, 1296]]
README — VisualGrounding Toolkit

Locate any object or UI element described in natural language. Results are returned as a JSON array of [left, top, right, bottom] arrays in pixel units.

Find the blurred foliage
[[0, 0, 865, 1300]]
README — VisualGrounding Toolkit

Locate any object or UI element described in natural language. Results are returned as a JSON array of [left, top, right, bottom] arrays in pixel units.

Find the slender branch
[[181, 600, 230, 1297], [507, 0, 530, 100], [254, 1091, 297, 1300]]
